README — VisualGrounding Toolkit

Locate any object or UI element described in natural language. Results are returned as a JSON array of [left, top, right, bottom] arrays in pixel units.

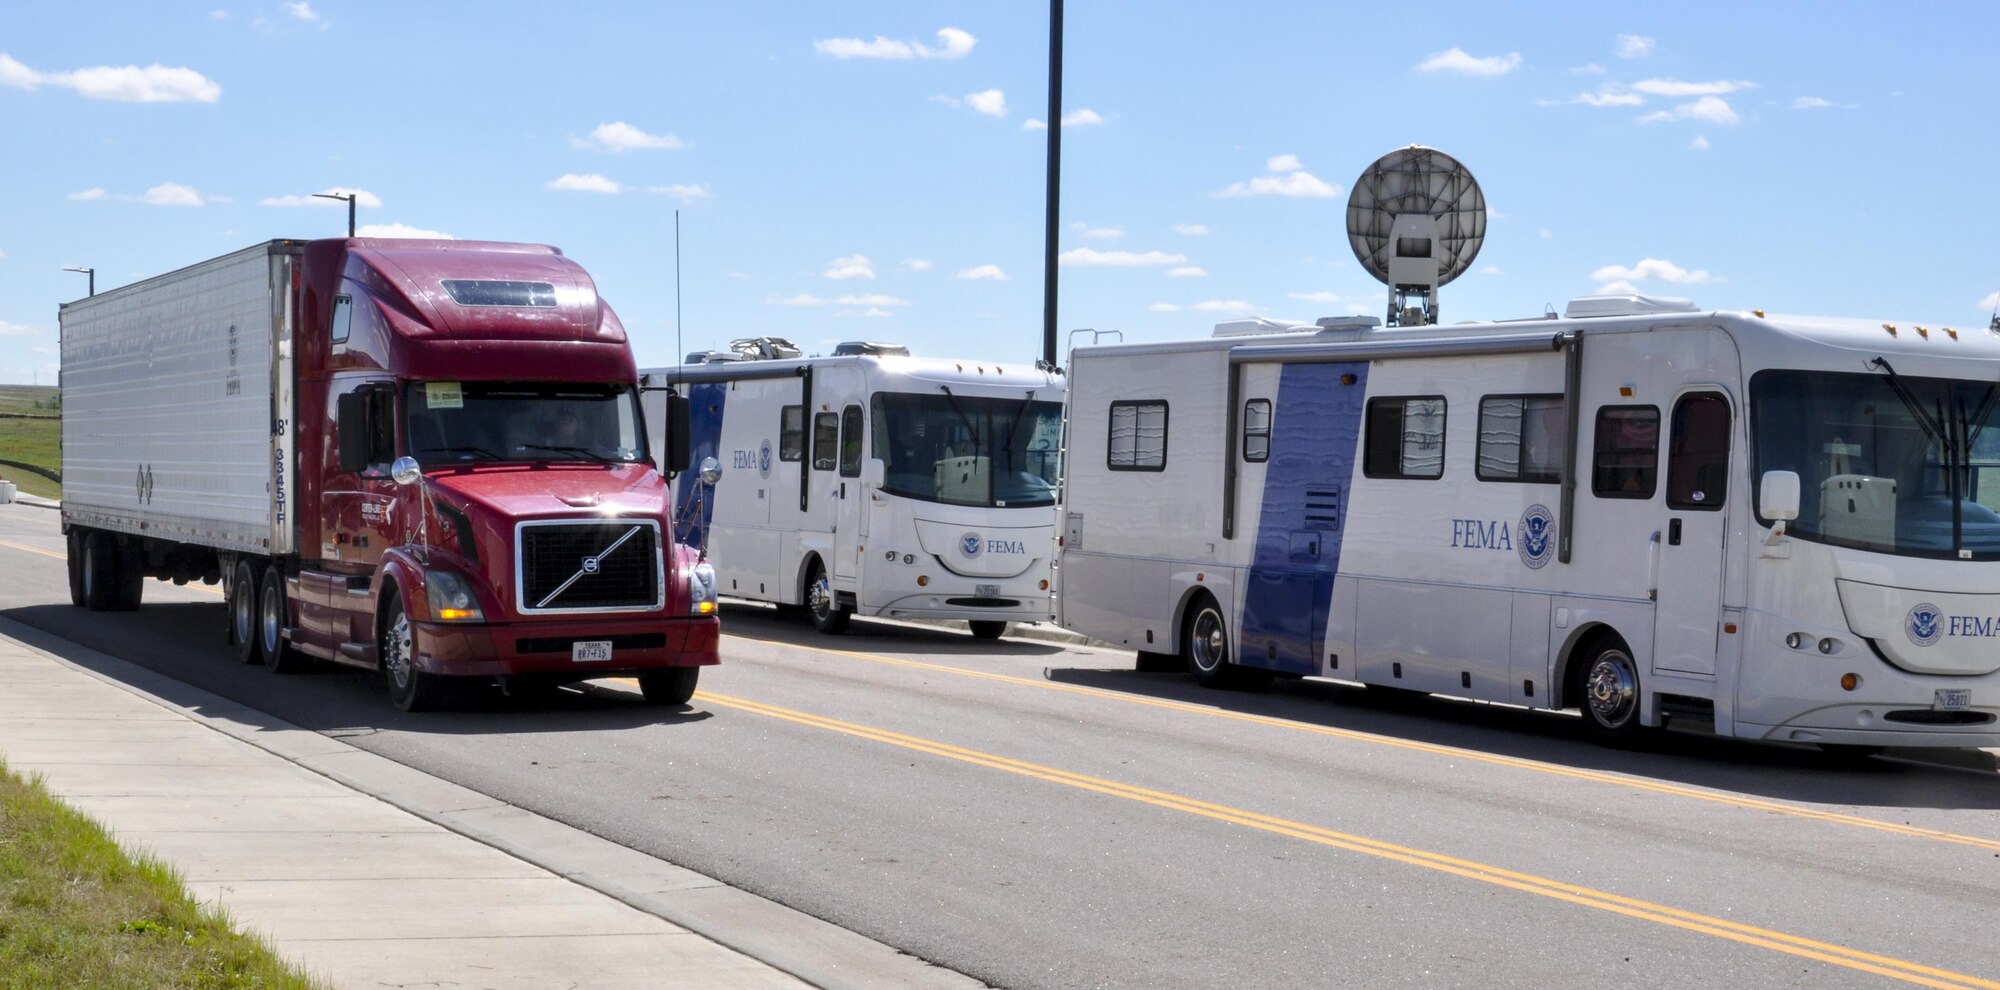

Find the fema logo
[[960, 532, 983, 558], [758, 439, 773, 479], [1517, 504, 1555, 570], [1907, 602, 1943, 647]]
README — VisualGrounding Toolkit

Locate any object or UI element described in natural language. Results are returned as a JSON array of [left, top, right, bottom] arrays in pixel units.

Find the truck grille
[[516, 520, 662, 613]]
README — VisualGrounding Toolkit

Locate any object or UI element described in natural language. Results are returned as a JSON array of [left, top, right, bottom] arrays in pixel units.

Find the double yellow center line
[[698, 688, 1999, 990]]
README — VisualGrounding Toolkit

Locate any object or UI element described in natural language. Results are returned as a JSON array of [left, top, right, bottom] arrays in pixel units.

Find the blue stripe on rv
[[674, 382, 728, 547], [1238, 362, 1368, 674]]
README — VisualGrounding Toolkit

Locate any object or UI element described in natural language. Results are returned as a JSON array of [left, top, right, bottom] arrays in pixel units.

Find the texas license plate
[[1934, 688, 1971, 711], [977, 584, 1000, 598], [572, 640, 613, 663]]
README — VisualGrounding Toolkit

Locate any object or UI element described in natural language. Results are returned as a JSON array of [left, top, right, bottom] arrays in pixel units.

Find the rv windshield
[[870, 392, 1062, 507], [1751, 369, 2000, 559], [403, 381, 647, 465]]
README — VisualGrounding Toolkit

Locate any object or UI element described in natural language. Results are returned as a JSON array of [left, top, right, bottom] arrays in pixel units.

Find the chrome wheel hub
[[1190, 609, 1227, 672], [1586, 651, 1638, 727], [810, 576, 833, 619], [385, 613, 413, 689]]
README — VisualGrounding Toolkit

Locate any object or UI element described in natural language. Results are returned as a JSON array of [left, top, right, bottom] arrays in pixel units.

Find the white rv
[[641, 340, 1063, 637], [1058, 300, 2000, 749]]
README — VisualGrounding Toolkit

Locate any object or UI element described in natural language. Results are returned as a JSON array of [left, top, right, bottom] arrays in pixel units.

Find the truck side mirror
[[666, 393, 693, 473], [1760, 470, 1801, 522], [337, 392, 370, 473], [699, 456, 722, 487], [861, 457, 886, 490]]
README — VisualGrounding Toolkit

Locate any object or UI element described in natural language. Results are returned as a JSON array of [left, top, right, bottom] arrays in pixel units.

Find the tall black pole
[[1040, 0, 1063, 369], [347, 196, 356, 237]]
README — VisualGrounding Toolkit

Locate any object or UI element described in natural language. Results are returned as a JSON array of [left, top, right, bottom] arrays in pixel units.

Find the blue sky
[[3, 2, 1998, 384]]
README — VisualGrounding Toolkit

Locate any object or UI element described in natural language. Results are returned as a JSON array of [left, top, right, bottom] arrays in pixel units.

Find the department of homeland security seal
[[1518, 504, 1555, 570], [961, 532, 983, 558], [1907, 602, 1943, 647]]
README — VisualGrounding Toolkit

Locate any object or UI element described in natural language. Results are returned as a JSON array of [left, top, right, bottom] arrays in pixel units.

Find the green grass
[[0, 385, 59, 500], [0, 760, 330, 990]]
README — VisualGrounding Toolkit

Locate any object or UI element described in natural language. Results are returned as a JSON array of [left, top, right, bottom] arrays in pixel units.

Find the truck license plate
[[977, 584, 1000, 598], [1934, 688, 1971, 711], [572, 640, 613, 663]]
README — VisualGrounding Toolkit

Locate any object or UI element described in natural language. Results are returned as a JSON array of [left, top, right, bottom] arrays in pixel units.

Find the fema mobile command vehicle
[[1056, 147, 2000, 750], [642, 338, 1063, 638], [59, 237, 719, 711]]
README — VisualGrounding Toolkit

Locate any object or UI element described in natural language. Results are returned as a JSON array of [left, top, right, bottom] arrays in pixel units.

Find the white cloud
[[548, 173, 621, 193], [1615, 34, 1655, 58], [964, 88, 1007, 118], [814, 26, 975, 60], [1479, 266, 1503, 275], [259, 186, 382, 208], [1486, 207, 1508, 220], [1793, 96, 1835, 109], [1192, 300, 1257, 314], [210, 9, 229, 19], [1078, 224, 1125, 239], [1539, 227, 1554, 239], [1569, 63, 1606, 75], [1149, 303, 1182, 313], [1979, 291, 2000, 312], [1632, 78, 1753, 97], [901, 258, 932, 271], [1287, 291, 1342, 303], [1591, 257, 1712, 284], [1166, 267, 1207, 278], [649, 183, 714, 203], [1414, 48, 1522, 77], [954, 264, 1009, 281], [768, 292, 911, 308], [1570, 90, 1646, 107], [356, 223, 452, 239], [839, 307, 895, 318], [1640, 95, 1739, 125], [1059, 248, 1187, 266], [1173, 224, 1209, 235], [68, 188, 107, 201], [573, 121, 684, 152], [1596, 280, 1641, 295], [0, 247, 6, 260], [1218, 155, 1339, 198], [1688, 135, 1710, 151], [770, 293, 826, 306], [285, 1, 321, 21], [0, 54, 223, 102], [0, 320, 39, 338], [141, 182, 208, 206], [835, 294, 909, 306], [824, 254, 875, 280], [1022, 108, 1105, 130]]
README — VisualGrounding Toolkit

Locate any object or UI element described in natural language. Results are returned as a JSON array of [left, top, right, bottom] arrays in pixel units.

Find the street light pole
[[1040, 0, 1063, 370], [312, 192, 357, 236], [62, 266, 94, 297]]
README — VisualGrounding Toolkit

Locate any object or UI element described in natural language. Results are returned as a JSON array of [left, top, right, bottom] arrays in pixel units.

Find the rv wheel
[[1184, 596, 1271, 691], [1578, 641, 1651, 747], [968, 620, 1007, 641], [806, 562, 850, 635]]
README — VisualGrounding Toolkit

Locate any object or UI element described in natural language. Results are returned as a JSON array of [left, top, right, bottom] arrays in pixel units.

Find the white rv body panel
[[59, 241, 298, 555], [1061, 309, 2000, 748], [643, 354, 1062, 626]]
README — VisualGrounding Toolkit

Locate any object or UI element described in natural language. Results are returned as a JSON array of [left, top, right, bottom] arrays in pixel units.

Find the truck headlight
[[688, 561, 718, 616], [424, 569, 485, 622]]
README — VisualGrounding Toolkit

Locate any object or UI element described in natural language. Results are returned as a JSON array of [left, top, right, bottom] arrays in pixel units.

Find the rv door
[[1653, 389, 1732, 675]]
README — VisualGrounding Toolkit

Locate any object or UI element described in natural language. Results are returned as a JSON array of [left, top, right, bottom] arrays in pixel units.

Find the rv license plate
[[572, 640, 613, 663], [1934, 688, 1971, 711], [977, 584, 1000, 598]]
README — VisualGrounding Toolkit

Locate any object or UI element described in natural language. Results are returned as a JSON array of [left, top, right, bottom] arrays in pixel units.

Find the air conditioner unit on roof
[[832, 341, 911, 357], [1564, 294, 1700, 319]]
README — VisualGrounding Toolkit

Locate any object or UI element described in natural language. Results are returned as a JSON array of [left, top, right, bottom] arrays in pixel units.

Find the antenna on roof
[[1346, 146, 1485, 327]]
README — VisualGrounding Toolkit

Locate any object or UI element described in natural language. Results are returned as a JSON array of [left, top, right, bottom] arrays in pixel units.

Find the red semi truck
[[58, 237, 718, 710]]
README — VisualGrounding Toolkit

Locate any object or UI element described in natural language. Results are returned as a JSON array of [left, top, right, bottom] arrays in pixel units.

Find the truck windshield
[[403, 382, 647, 465], [869, 392, 1063, 507], [1751, 368, 2000, 559]]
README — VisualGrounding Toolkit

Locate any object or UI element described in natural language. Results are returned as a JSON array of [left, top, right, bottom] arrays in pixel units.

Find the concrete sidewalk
[[0, 620, 984, 990]]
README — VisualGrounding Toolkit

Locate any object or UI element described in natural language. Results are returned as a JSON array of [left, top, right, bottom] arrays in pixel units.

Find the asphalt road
[[3, 504, 1997, 990]]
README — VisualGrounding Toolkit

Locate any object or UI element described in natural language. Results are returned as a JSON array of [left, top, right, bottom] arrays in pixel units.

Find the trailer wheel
[[639, 667, 700, 705], [81, 532, 119, 612], [65, 531, 85, 607], [114, 538, 144, 611], [382, 594, 445, 712], [258, 564, 310, 674], [806, 562, 849, 635], [1184, 594, 1272, 691], [968, 620, 1007, 641], [1577, 640, 1650, 747], [229, 560, 262, 663]]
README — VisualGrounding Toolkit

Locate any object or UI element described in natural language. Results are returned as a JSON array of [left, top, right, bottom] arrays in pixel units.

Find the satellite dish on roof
[[1346, 146, 1485, 326]]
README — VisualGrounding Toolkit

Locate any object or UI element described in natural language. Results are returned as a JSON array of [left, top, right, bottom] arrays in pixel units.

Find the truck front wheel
[[381, 594, 445, 712], [639, 667, 699, 705]]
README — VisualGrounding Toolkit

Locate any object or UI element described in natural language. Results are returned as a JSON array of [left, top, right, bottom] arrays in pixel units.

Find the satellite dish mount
[[1346, 146, 1485, 327]]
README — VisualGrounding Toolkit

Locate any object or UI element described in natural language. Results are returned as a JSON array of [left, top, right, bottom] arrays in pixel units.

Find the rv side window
[[1667, 393, 1731, 510], [1243, 399, 1272, 463], [779, 406, 803, 462], [1363, 396, 1446, 480], [1476, 394, 1564, 483], [330, 295, 353, 344], [839, 404, 864, 477], [1592, 406, 1660, 498], [812, 412, 839, 471], [1107, 400, 1168, 471]]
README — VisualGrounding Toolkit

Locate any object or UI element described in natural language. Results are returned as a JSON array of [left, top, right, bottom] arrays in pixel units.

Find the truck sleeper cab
[[60, 238, 718, 711]]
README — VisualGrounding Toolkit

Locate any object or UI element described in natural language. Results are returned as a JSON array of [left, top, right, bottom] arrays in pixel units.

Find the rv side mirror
[[337, 392, 370, 473], [1760, 470, 1801, 522], [666, 393, 693, 473], [861, 457, 886, 490]]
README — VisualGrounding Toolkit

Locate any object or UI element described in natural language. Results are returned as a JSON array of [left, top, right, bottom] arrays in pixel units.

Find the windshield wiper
[[421, 445, 503, 461], [1869, 357, 1947, 446], [996, 390, 1038, 473]]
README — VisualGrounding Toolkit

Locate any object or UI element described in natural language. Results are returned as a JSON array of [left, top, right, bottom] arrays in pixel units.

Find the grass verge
[[0, 759, 329, 990], [0, 385, 60, 501]]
